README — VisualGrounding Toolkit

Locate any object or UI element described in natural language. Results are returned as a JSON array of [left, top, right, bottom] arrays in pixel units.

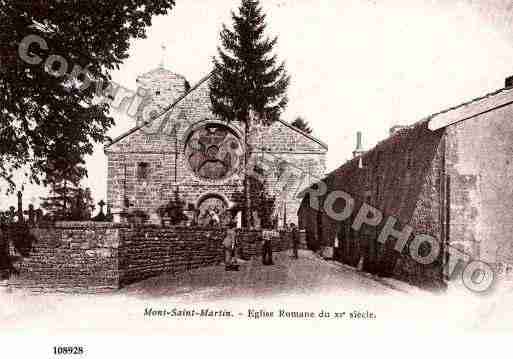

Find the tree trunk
[[244, 118, 252, 228], [63, 180, 67, 218]]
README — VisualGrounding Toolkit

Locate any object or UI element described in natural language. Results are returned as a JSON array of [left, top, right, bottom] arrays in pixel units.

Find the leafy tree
[[0, 208, 15, 226], [0, 1, 176, 194], [39, 149, 93, 221], [71, 187, 95, 220], [40, 183, 75, 221], [41, 185, 94, 221], [157, 188, 187, 226], [249, 176, 276, 229], [40, 183, 76, 220], [231, 173, 276, 229], [291, 116, 312, 134], [209, 0, 290, 227]]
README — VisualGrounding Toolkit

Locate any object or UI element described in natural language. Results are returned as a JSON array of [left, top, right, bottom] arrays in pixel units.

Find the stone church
[[104, 64, 327, 226]]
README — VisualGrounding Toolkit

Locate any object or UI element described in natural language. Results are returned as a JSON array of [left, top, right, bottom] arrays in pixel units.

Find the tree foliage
[[157, 188, 188, 226], [209, 0, 290, 124], [291, 116, 313, 134], [38, 138, 95, 220], [40, 179, 94, 221], [0, 0, 176, 193], [209, 0, 289, 227]]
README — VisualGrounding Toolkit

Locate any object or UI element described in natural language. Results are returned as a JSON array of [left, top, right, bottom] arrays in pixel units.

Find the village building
[[104, 64, 327, 227], [299, 76, 513, 289]]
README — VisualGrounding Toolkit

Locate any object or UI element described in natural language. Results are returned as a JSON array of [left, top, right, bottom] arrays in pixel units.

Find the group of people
[[222, 222, 301, 271]]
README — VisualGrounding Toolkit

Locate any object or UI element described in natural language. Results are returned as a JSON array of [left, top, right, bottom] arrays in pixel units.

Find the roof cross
[[160, 43, 167, 68]]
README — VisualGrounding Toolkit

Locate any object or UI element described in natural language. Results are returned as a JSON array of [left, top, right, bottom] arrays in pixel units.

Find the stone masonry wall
[[119, 227, 292, 285], [5, 223, 292, 292], [7, 222, 123, 293], [118, 227, 224, 286]]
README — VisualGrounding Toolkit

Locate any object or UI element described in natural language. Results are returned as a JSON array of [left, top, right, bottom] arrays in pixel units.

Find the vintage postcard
[[2, 0, 513, 356]]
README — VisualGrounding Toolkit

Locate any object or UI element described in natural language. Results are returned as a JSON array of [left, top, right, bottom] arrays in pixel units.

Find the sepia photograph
[[2, 0, 513, 355]]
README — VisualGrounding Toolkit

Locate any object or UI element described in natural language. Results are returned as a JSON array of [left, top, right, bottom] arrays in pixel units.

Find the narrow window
[[155, 90, 161, 96], [406, 148, 413, 170], [374, 151, 382, 201], [375, 151, 382, 172], [376, 175, 382, 203], [137, 162, 150, 180]]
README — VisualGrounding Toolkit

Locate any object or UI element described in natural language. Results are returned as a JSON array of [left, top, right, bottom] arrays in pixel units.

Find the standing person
[[290, 223, 299, 259], [262, 230, 274, 265], [223, 221, 238, 271]]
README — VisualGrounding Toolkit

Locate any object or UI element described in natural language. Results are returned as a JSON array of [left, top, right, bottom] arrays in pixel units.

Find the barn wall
[[298, 121, 446, 289], [445, 104, 513, 277]]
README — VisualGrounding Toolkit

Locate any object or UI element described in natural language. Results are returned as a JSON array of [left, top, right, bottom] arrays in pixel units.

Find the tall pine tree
[[40, 181, 79, 221], [39, 146, 88, 221], [210, 0, 290, 227]]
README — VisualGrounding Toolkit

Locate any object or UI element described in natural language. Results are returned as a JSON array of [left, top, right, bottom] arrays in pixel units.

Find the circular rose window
[[185, 124, 243, 180]]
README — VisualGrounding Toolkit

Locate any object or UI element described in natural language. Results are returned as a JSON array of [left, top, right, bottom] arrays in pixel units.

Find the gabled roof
[[105, 70, 328, 151], [278, 118, 328, 150], [105, 71, 214, 149], [428, 86, 513, 131], [135, 66, 188, 82]]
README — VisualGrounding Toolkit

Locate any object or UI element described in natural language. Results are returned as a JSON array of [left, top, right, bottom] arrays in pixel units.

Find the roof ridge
[[104, 71, 214, 149], [105, 70, 329, 151], [427, 87, 508, 120], [136, 66, 188, 79], [278, 119, 328, 150]]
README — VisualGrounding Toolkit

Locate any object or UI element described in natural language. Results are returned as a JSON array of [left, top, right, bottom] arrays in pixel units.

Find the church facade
[[104, 66, 327, 226]]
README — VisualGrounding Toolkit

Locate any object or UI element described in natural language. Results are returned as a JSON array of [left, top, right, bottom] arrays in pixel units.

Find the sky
[[3, 0, 513, 208]]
